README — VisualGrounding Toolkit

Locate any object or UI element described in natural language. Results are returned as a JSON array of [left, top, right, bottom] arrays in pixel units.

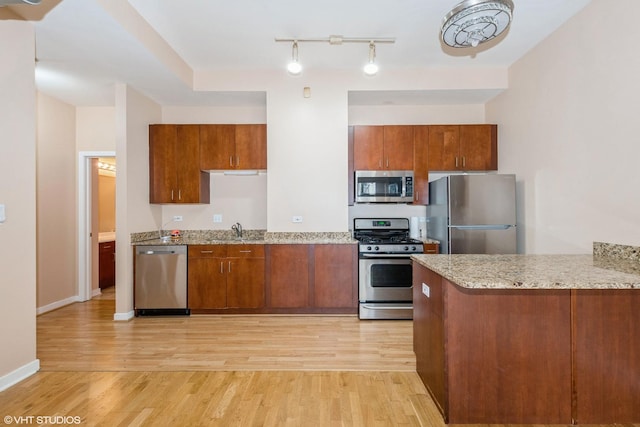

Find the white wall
[[76, 107, 116, 151], [114, 84, 162, 319], [0, 20, 38, 389], [36, 92, 77, 310], [487, 0, 640, 253], [349, 104, 486, 125]]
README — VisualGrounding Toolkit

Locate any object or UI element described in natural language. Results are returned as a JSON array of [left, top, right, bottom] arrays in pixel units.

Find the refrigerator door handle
[[449, 225, 514, 230]]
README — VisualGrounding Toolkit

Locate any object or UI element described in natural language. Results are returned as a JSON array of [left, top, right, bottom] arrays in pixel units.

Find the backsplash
[[593, 242, 640, 261]]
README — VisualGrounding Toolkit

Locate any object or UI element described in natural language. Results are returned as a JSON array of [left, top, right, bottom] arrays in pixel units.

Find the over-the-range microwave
[[355, 170, 414, 203]]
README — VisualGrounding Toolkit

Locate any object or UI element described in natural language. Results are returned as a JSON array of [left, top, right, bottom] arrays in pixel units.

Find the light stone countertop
[[131, 230, 356, 246], [411, 253, 640, 290]]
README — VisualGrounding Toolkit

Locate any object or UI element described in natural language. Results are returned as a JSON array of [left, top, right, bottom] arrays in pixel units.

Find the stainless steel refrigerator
[[426, 174, 517, 254]]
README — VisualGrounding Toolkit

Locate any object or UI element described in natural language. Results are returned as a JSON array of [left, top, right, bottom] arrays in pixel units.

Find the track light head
[[363, 42, 378, 76], [287, 41, 302, 75]]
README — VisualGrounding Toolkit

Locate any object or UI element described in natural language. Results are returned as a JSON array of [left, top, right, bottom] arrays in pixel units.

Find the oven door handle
[[360, 253, 414, 258]]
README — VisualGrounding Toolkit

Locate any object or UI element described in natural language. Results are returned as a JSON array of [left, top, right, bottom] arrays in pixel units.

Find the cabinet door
[[200, 124, 236, 170], [428, 125, 460, 171], [313, 245, 356, 308], [423, 243, 439, 254], [235, 124, 267, 170], [413, 125, 429, 204], [383, 125, 414, 170], [175, 125, 205, 203], [227, 257, 265, 308], [227, 244, 265, 308], [459, 125, 497, 171], [267, 245, 310, 308], [99, 241, 116, 288], [353, 126, 384, 170], [188, 245, 227, 309], [149, 125, 178, 203]]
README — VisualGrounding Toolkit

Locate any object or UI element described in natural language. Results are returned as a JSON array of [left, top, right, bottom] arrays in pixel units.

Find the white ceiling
[[7, 0, 593, 106]]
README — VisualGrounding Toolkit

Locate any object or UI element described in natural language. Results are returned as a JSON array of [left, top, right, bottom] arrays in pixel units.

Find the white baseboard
[[0, 359, 40, 392], [36, 296, 81, 315], [114, 310, 134, 321]]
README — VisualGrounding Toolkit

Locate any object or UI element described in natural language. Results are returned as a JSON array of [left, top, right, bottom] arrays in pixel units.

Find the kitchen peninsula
[[411, 243, 640, 425]]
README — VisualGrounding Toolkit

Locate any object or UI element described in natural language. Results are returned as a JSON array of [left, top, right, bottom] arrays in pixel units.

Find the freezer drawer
[[135, 245, 189, 315], [449, 225, 517, 254]]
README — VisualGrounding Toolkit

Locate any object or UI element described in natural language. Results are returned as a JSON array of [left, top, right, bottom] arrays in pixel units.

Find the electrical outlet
[[213, 214, 223, 223], [422, 283, 430, 298], [292, 216, 303, 223], [172, 215, 183, 222]]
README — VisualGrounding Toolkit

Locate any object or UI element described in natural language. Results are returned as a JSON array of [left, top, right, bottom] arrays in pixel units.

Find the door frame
[[78, 150, 116, 302]]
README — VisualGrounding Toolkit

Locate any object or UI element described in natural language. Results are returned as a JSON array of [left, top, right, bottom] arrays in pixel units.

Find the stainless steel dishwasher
[[134, 245, 189, 316]]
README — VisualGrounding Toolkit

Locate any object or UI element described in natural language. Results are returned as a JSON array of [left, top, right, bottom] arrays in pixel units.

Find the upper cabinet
[[353, 125, 414, 170], [428, 124, 497, 171], [200, 124, 267, 170], [149, 124, 210, 204]]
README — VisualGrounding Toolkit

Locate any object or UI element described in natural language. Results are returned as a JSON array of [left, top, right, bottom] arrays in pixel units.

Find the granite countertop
[[411, 253, 640, 290], [131, 230, 357, 246]]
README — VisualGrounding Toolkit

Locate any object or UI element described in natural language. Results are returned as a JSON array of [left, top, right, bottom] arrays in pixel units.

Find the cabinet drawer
[[188, 245, 226, 258], [227, 244, 265, 258], [423, 243, 439, 254]]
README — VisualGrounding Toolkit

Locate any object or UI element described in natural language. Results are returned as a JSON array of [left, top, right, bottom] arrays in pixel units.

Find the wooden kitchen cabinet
[[413, 125, 429, 204], [98, 241, 116, 289], [353, 125, 414, 170], [149, 124, 210, 204], [313, 245, 357, 308], [266, 244, 310, 308], [266, 244, 358, 313], [200, 124, 267, 170], [428, 124, 497, 171], [188, 244, 265, 310], [423, 242, 439, 254], [413, 263, 572, 424]]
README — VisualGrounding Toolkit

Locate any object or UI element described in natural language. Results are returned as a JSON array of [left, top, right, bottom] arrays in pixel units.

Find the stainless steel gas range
[[354, 218, 423, 320]]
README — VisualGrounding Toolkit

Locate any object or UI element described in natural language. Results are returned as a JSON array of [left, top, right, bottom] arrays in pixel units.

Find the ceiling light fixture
[[363, 42, 378, 76], [276, 36, 394, 75], [0, 0, 41, 6], [441, 0, 514, 48], [287, 41, 302, 75]]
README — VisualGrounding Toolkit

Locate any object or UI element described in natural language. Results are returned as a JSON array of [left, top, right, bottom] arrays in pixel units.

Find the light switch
[[0, 204, 5, 223]]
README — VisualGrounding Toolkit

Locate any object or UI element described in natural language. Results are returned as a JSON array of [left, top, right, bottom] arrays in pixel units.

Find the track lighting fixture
[[286, 41, 302, 75], [276, 35, 394, 76], [363, 42, 378, 76]]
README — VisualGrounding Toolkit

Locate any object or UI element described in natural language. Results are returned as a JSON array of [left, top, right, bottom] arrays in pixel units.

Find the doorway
[[78, 151, 116, 303]]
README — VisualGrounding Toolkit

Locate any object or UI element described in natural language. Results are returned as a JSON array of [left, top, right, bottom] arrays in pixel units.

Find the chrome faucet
[[231, 222, 243, 239]]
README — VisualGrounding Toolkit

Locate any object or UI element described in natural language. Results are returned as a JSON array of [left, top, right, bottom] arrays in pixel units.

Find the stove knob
[[367, 246, 372, 251], [404, 246, 409, 251], [374, 246, 379, 251], [412, 246, 417, 251]]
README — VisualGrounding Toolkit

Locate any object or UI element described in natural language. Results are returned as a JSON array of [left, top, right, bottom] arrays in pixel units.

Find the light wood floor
[[0, 291, 637, 426]]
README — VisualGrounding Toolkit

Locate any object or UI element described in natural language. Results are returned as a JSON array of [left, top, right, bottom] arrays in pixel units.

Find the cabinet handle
[[220, 262, 223, 274], [230, 156, 234, 167], [103, 245, 111, 249], [228, 261, 232, 273], [378, 159, 383, 168], [462, 157, 466, 168], [178, 190, 182, 200], [239, 250, 252, 253], [200, 250, 213, 254], [236, 156, 240, 167], [455, 157, 459, 168], [386, 158, 389, 168], [171, 190, 174, 201]]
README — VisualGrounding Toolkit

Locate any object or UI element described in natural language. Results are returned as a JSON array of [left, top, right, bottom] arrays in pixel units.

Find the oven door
[[358, 256, 413, 302]]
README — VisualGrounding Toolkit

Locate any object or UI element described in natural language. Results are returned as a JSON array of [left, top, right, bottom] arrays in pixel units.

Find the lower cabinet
[[188, 244, 265, 310], [188, 243, 357, 314], [99, 241, 116, 289], [266, 244, 358, 314]]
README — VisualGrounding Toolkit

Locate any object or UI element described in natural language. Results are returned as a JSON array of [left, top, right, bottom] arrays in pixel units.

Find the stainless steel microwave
[[355, 170, 414, 203]]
